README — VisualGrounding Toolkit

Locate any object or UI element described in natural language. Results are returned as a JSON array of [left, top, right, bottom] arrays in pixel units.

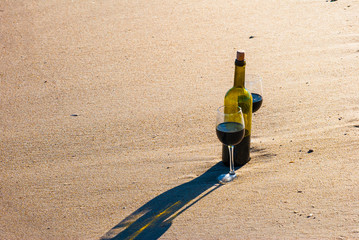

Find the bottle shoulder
[[225, 87, 252, 98]]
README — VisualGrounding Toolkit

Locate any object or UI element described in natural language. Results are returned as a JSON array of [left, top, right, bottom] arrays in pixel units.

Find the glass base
[[218, 173, 237, 184]]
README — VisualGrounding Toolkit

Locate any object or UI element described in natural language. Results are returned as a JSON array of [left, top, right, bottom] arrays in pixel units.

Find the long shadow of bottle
[[100, 162, 230, 240]]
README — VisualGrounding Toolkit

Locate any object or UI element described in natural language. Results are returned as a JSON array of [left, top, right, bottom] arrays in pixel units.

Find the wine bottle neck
[[233, 59, 246, 88]]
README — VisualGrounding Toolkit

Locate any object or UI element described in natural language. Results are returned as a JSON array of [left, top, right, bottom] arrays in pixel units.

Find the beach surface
[[1, 0, 359, 239]]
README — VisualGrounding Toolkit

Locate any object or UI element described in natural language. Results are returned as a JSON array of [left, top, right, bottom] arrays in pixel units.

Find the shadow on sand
[[100, 162, 234, 240]]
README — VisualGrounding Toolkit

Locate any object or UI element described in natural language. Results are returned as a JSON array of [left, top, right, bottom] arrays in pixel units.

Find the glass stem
[[228, 145, 235, 175]]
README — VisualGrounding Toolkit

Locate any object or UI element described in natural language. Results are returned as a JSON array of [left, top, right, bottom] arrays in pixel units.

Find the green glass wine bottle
[[222, 51, 252, 166]]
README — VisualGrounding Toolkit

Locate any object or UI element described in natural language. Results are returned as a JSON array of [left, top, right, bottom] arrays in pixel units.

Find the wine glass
[[245, 74, 263, 113], [216, 105, 245, 184]]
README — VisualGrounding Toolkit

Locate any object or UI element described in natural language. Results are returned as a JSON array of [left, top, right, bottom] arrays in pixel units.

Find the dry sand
[[1, 0, 359, 239]]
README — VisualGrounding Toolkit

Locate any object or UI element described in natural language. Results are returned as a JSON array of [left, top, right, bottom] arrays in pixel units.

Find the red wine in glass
[[216, 122, 245, 146], [251, 93, 263, 113]]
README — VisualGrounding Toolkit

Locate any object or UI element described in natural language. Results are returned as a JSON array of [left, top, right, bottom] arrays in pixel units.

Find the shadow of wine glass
[[100, 162, 229, 240]]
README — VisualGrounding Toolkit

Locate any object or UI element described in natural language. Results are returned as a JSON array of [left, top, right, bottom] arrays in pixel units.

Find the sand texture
[[1, 0, 359, 239]]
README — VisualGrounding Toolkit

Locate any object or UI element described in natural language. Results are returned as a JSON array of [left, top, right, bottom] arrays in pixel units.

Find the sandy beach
[[1, 0, 359, 239]]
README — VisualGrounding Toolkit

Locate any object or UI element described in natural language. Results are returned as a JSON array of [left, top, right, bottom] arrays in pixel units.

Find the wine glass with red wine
[[216, 105, 245, 184], [245, 74, 263, 113]]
